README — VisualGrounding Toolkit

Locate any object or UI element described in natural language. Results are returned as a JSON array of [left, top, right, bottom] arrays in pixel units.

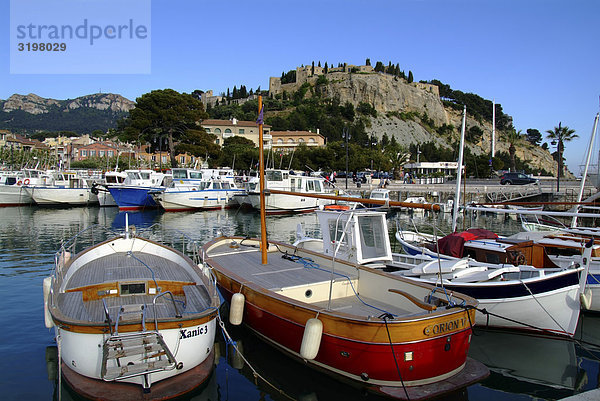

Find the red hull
[[220, 287, 471, 386]]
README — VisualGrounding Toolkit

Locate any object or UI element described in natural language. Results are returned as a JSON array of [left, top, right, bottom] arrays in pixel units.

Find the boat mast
[[571, 112, 599, 227], [452, 105, 467, 232], [258, 96, 268, 264]]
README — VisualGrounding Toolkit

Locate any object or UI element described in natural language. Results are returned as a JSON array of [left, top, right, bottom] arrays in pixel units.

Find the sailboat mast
[[452, 105, 467, 233], [571, 112, 599, 227], [258, 96, 268, 264], [491, 100, 496, 157]]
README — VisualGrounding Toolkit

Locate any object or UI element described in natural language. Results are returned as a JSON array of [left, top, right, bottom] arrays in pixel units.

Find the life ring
[[23, 179, 30, 185], [17, 180, 22, 186]]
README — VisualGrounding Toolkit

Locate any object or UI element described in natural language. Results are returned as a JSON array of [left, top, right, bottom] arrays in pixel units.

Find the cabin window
[[213, 182, 221, 189], [314, 180, 322, 192], [485, 253, 501, 264], [222, 182, 231, 189], [357, 215, 388, 260], [328, 220, 349, 249], [307, 180, 315, 191], [173, 169, 187, 179], [120, 282, 146, 295], [290, 178, 295, 192], [266, 170, 283, 181]]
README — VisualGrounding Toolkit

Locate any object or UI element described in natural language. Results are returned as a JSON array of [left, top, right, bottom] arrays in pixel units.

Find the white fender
[[43, 276, 54, 328], [300, 318, 323, 360], [580, 289, 592, 310], [229, 292, 245, 325]]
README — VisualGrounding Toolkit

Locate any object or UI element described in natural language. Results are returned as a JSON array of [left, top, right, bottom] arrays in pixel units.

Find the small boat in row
[[43, 216, 221, 398]]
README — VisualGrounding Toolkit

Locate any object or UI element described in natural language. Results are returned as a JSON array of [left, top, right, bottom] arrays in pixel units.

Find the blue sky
[[2, 0, 598, 173]]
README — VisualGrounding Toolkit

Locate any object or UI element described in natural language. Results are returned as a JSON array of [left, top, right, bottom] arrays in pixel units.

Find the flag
[[256, 106, 264, 125]]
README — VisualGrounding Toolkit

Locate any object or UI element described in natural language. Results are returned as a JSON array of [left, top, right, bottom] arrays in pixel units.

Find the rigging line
[[216, 314, 295, 401], [381, 315, 410, 401], [473, 306, 570, 337]]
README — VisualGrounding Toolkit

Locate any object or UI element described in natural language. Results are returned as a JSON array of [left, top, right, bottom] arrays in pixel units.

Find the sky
[[2, 0, 599, 174]]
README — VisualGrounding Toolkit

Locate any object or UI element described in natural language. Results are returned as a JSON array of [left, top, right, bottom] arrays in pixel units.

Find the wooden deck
[[208, 243, 355, 291], [57, 251, 212, 324], [66, 252, 195, 290]]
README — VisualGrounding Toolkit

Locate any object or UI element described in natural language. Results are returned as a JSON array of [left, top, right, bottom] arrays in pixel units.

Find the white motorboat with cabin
[[246, 169, 334, 214]]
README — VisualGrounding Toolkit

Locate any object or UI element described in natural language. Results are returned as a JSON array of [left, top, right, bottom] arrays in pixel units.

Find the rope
[[519, 278, 568, 334], [282, 253, 397, 317], [216, 312, 295, 401], [381, 314, 410, 400]]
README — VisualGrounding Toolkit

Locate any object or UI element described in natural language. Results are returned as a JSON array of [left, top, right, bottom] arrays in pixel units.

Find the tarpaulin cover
[[437, 229, 498, 258]]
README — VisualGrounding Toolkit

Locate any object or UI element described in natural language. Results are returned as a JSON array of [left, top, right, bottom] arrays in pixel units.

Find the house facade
[[201, 118, 272, 148]]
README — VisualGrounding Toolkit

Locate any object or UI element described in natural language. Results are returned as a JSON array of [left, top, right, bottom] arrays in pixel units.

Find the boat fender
[[300, 318, 323, 360], [580, 289, 592, 310], [228, 341, 244, 369], [43, 276, 54, 328], [17, 180, 22, 186], [229, 292, 245, 325]]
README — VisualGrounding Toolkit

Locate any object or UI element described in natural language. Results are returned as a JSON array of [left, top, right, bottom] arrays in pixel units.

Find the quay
[[334, 177, 598, 211], [560, 389, 600, 400]]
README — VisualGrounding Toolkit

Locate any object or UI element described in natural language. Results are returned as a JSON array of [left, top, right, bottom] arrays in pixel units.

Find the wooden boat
[[43, 216, 220, 398], [297, 209, 590, 337], [201, 235, 486, 398]]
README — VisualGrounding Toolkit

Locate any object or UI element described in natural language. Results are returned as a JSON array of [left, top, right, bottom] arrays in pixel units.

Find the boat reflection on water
[[111, 209, 161, 230], [214, 326, 470, 401], [468, 328, 591, 400]]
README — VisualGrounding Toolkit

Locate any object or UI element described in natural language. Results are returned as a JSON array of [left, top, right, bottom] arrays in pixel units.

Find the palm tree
[[546, 123, 577, 191], [505, 129, 522, 172]]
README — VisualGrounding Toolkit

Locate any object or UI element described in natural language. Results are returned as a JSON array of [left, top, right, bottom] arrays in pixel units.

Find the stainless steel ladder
[[100, 302, 177, 390]]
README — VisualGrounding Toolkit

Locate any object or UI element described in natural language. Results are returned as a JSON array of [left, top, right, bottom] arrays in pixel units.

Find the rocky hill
[[0, 93, 134, 134], [289, 69, 560, 176]]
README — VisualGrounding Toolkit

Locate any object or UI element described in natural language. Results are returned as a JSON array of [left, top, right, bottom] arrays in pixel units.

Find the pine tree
[[366, 58, 371, 66], [408, 70, 414, 83]]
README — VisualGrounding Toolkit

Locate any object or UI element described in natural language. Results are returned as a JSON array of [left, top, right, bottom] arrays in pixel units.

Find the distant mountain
[[0, 93, 135, 134]]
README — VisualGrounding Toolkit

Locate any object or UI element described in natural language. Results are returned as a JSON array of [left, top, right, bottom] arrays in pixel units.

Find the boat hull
[[247, 192, 334, 214], [0, 185, 32, 206], [27, 187, 98, 206], [154, 189, 242, 212], [217, 284, 473, 386], [108, 186, 159, 210]]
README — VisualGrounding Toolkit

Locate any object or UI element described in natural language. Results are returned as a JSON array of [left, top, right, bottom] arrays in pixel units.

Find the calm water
[[1, 206, 599, 401]]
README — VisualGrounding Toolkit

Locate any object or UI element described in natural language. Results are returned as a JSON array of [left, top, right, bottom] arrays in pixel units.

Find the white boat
[[24, 171, 100, 206], [295, 209, 591, 337], [246, 169, 334, 214], [0, 168, 48, 206], [92, 170, 128, 207], [152, 177, 244, 212], [43, 216, 220, 397]]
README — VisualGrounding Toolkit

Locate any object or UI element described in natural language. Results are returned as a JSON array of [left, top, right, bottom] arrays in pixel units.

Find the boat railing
[[102, 298, 114, 335], [152, 291, 182, 330]]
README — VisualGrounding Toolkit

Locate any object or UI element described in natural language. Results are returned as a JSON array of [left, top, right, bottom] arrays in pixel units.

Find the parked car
[[499, 172, 538, 185]]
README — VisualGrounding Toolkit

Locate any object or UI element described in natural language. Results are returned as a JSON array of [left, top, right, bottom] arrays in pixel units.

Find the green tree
[[526, 128, 542, 145], [505, 129, 522, 172], [407, 70, 414, 83], [546, 123, 577, 185], [119, 89, 208, 168]]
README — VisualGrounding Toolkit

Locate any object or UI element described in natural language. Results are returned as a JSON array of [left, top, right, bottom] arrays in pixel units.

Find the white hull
[[155, 189, 242, 211], [27, 187, 99, 205], [474, 285, 581, 335], [97, 191, 117, 207], [0, 185, 32, 206], [56, 320, 216, 385]]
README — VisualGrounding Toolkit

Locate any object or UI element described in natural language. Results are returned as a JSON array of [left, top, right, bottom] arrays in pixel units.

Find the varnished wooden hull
[[204, 237, 481, 388]]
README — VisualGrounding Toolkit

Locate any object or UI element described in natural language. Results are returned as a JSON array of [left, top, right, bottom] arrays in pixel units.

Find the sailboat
[[201, 97, 488, 400]]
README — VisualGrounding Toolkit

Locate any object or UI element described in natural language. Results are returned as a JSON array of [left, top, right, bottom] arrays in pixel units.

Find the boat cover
[[437, 229, 498, 257]]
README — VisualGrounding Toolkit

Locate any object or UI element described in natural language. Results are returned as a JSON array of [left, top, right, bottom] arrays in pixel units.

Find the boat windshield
[[357, 215, 389, 260]]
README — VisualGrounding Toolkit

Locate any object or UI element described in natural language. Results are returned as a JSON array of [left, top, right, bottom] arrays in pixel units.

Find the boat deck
[[57, 251, 212, 324], [208, 241, 416, 317], [208, 242, 356, 291], [66, 252, 195, 289]]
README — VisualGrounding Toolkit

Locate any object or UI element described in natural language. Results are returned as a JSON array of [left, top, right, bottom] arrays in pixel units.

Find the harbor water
[[1, 205, 599, 400]]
